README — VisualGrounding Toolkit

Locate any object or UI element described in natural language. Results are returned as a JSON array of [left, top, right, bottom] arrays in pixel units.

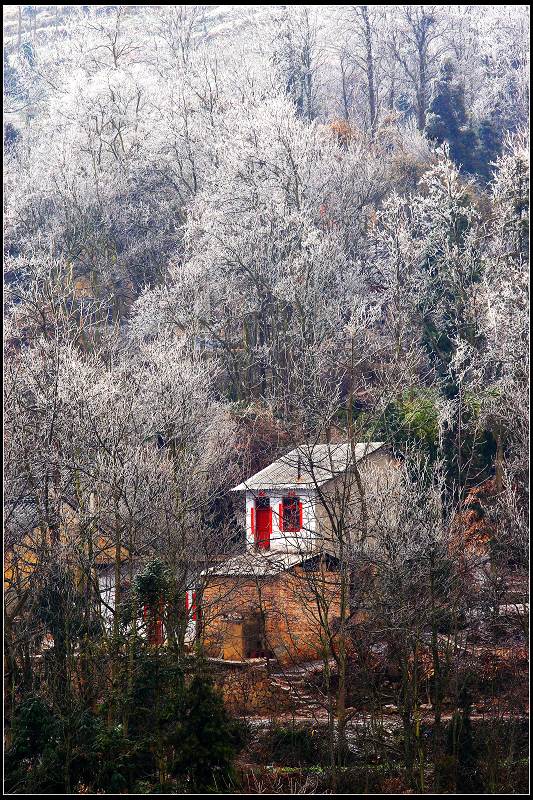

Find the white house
[[199, 440, 403, 662], [230, 441, 388, 556]]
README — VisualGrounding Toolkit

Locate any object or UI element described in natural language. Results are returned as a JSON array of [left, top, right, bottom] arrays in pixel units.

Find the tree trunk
[[361, 6, 378, 135], [495, 430, 504, 493]]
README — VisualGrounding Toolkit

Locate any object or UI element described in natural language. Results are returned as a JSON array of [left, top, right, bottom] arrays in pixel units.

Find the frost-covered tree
[[3, 5, 529, 793], [388, 5, 449, 131]]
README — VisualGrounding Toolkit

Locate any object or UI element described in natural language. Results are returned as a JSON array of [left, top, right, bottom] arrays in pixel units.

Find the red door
[[255, 498, 271, 549]]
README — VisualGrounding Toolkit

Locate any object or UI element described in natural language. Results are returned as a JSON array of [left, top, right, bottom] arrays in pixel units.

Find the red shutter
[[266, 507, 272, 549], [251, 506, 255, 542], [299, 501, 303, 531], [258, 510, 271, 549], [186, 590, 197, 621], [278, 503, 283, 532], [155, 618, 163, 645]]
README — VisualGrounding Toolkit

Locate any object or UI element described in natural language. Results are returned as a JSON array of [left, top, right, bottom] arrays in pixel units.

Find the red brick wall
[[202, 563, 342, 665]]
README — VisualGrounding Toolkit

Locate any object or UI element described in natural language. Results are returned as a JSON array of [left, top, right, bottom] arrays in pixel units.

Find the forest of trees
[[3, 5, 529, 795]]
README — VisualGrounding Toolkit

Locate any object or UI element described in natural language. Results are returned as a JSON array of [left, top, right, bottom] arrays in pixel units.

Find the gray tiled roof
[[201, 549, 312, 577], [231, 442, 384, 491]]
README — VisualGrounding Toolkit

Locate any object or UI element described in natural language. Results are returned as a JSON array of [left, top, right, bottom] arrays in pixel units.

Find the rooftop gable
[[231, 441, 384, 492]]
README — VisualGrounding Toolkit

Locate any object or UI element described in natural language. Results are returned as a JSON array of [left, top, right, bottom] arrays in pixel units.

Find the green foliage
[[4, 121, 20, 146], [134, 558, 171, 606], [4, 697, 102, 794], [420, 278, 482, 400], [475, 116, 503, 182], [169, 665, 246, 792], [441, 396, 497, 492], [426, 60, 479, 177], [371, 369, 498, 501], [5, 657, 245, 794], [379, 388, 440, 461], [4, 696, 57, 792], [426, 59, 504, 182], [268, 724, 323, 767], [127, 649, 185, 741], [91, 724, 138, 794]]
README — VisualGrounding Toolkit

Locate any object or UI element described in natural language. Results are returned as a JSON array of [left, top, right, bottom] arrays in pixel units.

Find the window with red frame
[[280, 496, 302, 532]]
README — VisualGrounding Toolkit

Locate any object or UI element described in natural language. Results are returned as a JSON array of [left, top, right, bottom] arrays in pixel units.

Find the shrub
[[268, 725, 323, 767]]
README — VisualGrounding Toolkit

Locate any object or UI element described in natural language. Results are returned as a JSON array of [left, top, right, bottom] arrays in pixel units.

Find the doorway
[[243, 613, 272, 659], [255, 496, 271, 549]]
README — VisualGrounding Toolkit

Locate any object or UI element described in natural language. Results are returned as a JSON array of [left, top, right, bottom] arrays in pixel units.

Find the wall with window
[[244, 489, 317, 552]]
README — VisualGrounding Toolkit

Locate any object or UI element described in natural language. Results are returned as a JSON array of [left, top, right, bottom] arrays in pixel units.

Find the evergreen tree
[[425, 60, 479, 176], [379, 388, 441, 463], [4, 696, 104, 794], [475, 115, 503, 183], [169, 664, 246, 792], [446, 690, 485, 793]]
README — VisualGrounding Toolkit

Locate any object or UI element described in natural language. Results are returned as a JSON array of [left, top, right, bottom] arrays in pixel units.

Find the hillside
[[3, 4, 529, 795]]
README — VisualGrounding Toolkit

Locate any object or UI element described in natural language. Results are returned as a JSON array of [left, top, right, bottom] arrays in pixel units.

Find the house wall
[[204, 449, 401, 665], [245, 489, 317, 552], [242, 449, 401, 557], [314, 448, 402, 553], [202, 563, 342, 665]]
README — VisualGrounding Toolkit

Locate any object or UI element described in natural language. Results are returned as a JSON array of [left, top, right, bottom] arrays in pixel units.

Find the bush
[[4, 697, 102, 794], [268, 725, 323, 767], [5, 658, 246, 794], [169, 666, 245, 792]]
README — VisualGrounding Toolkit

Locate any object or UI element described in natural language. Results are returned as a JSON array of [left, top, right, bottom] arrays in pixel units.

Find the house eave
[[230, 482, 318, 493]]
